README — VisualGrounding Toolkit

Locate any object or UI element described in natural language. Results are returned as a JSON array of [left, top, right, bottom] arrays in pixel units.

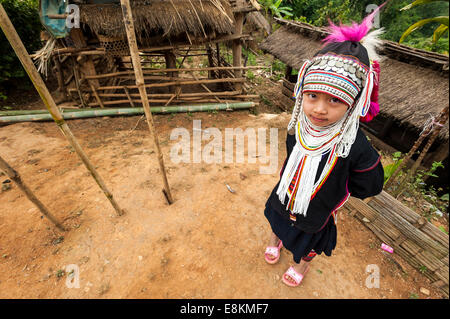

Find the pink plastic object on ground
[[381, 243, 394, 253]]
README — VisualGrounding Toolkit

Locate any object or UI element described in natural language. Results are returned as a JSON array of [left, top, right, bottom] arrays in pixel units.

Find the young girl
[[263, 9, 385, 287]]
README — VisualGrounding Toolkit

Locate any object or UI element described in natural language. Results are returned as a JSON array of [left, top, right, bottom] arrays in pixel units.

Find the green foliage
[[439, 225, 449, 234], [278, 0, 449, 54], [246, 70, 255, 81], [260, 94, 273, 106], [258, 0, 293, 19], [409, 292, 419, 299], [271, 59, 285, 72], [419, 265, 428, 274], [0, 0, 42, 98], [411, 161, 448, 215], [402, 34, 449, 54], [243, 48, 257, 66], [383, 152, 404, 185], [399, 0, 449, 46]]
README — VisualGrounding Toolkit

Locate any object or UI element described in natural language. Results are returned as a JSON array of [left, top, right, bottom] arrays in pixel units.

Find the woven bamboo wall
[[345, 191, 449, 298]]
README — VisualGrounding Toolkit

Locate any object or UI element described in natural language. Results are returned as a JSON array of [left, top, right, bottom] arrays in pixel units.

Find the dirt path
[[0, 110, 444, 299]]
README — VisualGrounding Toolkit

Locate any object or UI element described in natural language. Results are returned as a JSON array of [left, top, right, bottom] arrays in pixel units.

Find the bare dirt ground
[[0, 86, 446, 298]]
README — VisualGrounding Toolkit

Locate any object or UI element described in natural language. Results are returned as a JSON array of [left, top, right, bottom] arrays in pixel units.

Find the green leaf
[[433, 24, 449, 43], [400, 0, 449, 12], [440, 193, 449, 201], [393, 151, 402, 159], [400, 17, 450, 43]]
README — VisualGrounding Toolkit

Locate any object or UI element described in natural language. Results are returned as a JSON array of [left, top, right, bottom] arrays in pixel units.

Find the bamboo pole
[[53, 55, 66, 101], [0, 4, 124, 216], [95, 90, 243, 98], [86, 98, 256, 107], [84, 66, 263, 80], [83, 78, 246, 92], [232, 12, 244, 92], [120, 0, 173, 205], [0, 155, 66, 231], [88, 80, 105, 108], [0, 102, 256, 123], [123, 87, 136, 107]]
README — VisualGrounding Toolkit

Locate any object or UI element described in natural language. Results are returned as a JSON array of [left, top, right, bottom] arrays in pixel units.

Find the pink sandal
[[282, 265, 310, 287], [264, 240, 283, 264]]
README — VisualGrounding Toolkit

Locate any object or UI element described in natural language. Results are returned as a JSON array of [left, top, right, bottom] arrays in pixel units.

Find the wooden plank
[[441, 255, 449, 266], [400, 238, 422, 256], [415, 250, 445, 272], [367, 198, 448, 258], [348, 192, 449, 296], [91, 78, 247, 91], [370, 191, 419, 224], [434, 267, 449, 283], [420, 223, 450, 248], [282, 78, 295, 91], [346, 197, 380, 222], [282, 85, 294, 100]]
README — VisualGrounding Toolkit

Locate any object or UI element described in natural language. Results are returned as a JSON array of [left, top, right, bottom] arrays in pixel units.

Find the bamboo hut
[[36, 0, 262, 108], [259, 18, 449, 190]]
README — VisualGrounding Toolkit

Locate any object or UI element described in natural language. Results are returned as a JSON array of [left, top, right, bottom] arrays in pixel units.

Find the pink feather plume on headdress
[[322, 3, 386, 45]]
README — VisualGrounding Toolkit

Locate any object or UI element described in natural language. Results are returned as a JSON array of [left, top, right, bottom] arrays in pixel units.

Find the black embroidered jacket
[[266, 128, 384, 233]]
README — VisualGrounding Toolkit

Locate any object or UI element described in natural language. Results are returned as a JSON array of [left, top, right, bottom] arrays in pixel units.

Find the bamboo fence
[[345, 191, 449, 297]]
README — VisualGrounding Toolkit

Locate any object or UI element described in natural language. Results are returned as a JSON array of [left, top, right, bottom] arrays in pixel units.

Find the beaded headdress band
[[288, 4, 385, 135]]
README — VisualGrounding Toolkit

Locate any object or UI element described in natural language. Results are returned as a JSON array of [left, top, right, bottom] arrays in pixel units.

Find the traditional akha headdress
[[277, 6, 385, 217]]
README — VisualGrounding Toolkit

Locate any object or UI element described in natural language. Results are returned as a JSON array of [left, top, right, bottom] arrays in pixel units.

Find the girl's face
[[302, 92, 349, 127]]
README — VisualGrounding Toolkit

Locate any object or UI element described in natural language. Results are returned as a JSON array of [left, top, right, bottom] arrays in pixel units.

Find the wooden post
[[285, 65, 292, 80], [88, 80, 105, 108], [123, 86, 136, 107], [206, 44, 214, 78], [216, 43, 221, 78], [53, 55, 66, 102], [71, 57, 88, 108], [120, 0, 174, 204], [164, 50, 180, 95], [0, 154, 66, 231], [423, 140, 449, 169], [0, 3, 124, 216], [232, 12, 244, 92], [70, 28, 100, 88]]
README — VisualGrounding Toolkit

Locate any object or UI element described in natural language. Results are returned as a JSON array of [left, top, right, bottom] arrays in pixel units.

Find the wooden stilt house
[[36, 0, 262, 108]]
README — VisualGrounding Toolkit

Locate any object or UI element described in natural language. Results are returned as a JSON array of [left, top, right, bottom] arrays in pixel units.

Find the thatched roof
[[79, 0, 234, 41], [259, 18, 449, 140]]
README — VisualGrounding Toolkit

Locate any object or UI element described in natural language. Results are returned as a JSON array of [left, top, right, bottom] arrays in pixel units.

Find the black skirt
[[264, 200, 337, 263]]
